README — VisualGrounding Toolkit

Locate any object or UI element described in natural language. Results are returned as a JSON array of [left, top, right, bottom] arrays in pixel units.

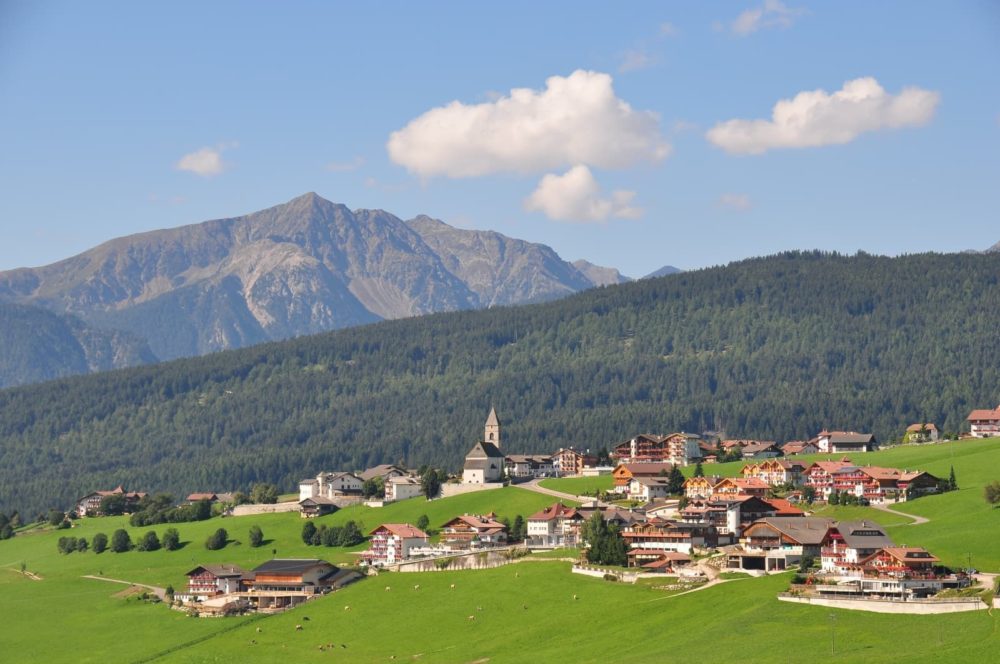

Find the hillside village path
[[871, 503, 930, 525], [517, 479, 609, 507], [83, 574, 167, 600]]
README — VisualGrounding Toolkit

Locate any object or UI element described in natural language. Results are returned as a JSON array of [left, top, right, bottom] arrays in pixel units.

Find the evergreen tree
[[416, 514, 430, 532], [829, 491, 840, 505], [301, 521, 317, 545], [137, 531, 160, 551], [340, 520, 364, 546], [420, 470, 441, 499], [948, 465, 958, 491], [693, 462, 704, 478], [76, 537, 89, 552], [667, 466, 685, 495], [511, 515, 525, 542]]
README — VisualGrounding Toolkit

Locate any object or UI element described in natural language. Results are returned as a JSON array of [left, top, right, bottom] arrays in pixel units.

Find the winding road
[[83, 574, 167, 600], [516, 478, 610, 506]]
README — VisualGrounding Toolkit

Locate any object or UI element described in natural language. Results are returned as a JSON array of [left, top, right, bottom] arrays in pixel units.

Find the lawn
[[538, 475, 613, 495], [165, 563, 998, 663]]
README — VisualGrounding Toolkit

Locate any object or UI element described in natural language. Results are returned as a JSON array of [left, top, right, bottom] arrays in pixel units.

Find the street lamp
[[829, 613, 837, 655]]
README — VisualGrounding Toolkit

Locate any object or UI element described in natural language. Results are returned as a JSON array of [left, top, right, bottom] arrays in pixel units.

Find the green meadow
[[1, 441, 999, 662]]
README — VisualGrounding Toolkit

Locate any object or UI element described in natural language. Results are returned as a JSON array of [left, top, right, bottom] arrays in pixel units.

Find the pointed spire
[[486, 406, 499, 427]]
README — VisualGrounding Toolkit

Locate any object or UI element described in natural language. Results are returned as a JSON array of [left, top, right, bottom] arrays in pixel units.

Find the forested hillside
[[1, 251, 998, 516]]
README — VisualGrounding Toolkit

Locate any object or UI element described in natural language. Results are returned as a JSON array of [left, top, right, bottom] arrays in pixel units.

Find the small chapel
[[461, 407, 506, 484]]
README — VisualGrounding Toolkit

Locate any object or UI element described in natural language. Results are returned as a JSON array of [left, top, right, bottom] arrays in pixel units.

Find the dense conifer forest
[[1, 251, 998, 516]]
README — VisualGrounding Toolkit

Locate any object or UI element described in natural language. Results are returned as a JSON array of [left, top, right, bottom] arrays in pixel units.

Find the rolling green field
[[538, 475, 613, 495], [2, 441, 999, 662]]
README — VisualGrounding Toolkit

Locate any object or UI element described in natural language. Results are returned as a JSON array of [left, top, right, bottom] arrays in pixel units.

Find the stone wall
[[230, 502, 301, 517], [778, 593, 985, 614]]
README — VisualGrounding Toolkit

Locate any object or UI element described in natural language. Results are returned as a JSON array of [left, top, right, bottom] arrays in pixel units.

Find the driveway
[[517, 479, 609, 506], [83, 574, 168, 601]]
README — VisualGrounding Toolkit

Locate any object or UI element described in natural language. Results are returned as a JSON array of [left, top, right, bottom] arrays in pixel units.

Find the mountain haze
[[0, 193, 625, 374]]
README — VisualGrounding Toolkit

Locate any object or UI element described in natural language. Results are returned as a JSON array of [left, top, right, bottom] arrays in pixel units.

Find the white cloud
[[619, 49, 656, 73], [387, 69, 670, 178], [175, 145, 231, 177], [325, 156, 365, 172], [659, 22, 679, 37], [524, 165, 641, 223], [731, 0, 804, 36], [717, 193, 752, 211], [706, 77, 940, 155]]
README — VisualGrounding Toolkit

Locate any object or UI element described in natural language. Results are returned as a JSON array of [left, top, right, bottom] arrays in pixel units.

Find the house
[[628, 476, 673, 502], [711, 477, 770, 498], [740, 441, 782, 459], [75, 486, 146, 517], [612, 463, 674, 494], [182, 564, 248, 602], [440, 513, 508, 550], [358, 464, 408, 483], [682, 475, 718, 500], [527, 502, 584, 547], [803, 459, 854, 499], [462, 408, 506, 484], [815, 431, 877, 453], [727, 516, 834, 572], [298, 472, 364, 501], [821, 520, 895, 574], [553, 447, 598, 475], [622, 518, 713, 557], [904, 423, 939, 443], [740, 459, 807, 487], [781, 441, 820, 456], [361, 524, 430, 566], [634, 550, 692, 573], [967, 406, 1000, 438], [385, 476, 423, 502], [504, 454, 555, 479], [611, 433, 704, 466], [245, 559, 352, 610], [299, 495, 338, 518]]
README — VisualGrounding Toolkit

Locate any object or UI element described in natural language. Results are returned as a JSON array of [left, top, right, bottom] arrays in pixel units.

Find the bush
[[76, 537, 89, 552], [249, 483, 279, 504], [205, 528, 227, 551], [57, 536, 78, 554], [92, 532, 108, 553], [249, 525, 264, 548], [137, 531, 161, 552], [301, 521, 317, 545], [162, 527, 180, 551], [110, 529, 132, 553]]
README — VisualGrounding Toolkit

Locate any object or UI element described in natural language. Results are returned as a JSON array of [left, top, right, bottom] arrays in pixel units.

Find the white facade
[[385, 476, 423, 502], [299, 472, 363, 501]]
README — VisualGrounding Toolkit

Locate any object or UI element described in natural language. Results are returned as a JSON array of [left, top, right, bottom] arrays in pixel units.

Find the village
[[69, 404, 1000, 617]]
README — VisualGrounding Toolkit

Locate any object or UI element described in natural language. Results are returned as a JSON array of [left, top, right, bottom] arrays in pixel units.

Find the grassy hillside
[[1, 481, 998, 662], [2, 251, 1000, 516]]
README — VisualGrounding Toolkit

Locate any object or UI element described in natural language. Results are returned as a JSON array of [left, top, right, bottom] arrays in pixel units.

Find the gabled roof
[[370, 523, 429, 539], [762, 498, 805, 516], [616, 462, 674, 476], [252, 559, 336, 575], [746, 516, 835, 545], [835, 520, 894, 550], [742, 441, 780, 454], [441, 514, 507, 530], [358, 465, 407, 481], [967, 407, 1000, 421], [187, 493, 219, 502], [466, 441, 505, 459], [827, 432, 875, 444], [877, 547, 940, 564], [186, 564, 247, 578], [905, 423, 938, 432], [299, 496, 337, 506], [528, 502, 581, 521]]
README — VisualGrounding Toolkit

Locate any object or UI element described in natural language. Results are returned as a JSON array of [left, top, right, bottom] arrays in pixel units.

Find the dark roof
[[466, 441, 505, 459], [186, 564, 247, 578], [358, 464, 407, 481], [836, 520, 894, 550], [299, 496, 337, 506], [748, 517, 835, 545], [464, 458, 502, 470], [252, 558, 336, 575], [828, 433, 875, 444]]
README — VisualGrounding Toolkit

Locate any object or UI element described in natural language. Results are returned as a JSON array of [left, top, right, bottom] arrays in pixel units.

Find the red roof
[[528, 502, 581, 521], [762, 498, 805, 516], [967, 408, 1000, 421]]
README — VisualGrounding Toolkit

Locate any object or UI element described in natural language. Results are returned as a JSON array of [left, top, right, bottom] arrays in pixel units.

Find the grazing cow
[[295, 625, 303, 631], [385, 586, 391, 591], [344, 605, 351, 611], [413, 584, 420, 590], [450, 583, 456, 589], [255, 627, 262, 633], [573, 594, 578, 600], [468, 615, 476, 621]]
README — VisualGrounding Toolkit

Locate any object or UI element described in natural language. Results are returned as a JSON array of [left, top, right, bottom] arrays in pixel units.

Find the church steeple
[[484, 407, 501, 448]]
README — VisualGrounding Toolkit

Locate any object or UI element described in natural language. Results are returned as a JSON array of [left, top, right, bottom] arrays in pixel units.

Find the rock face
[[0, 302, 155, 387], [0, 193, 627, 370], [985, 241, 1000, 253], [571, 259, 632, 287]]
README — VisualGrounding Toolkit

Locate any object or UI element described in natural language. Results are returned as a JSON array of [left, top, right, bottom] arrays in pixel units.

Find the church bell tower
[[484, 407, 501, 448]]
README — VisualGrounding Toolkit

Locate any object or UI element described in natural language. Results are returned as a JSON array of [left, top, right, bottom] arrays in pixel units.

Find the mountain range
[[0, 193, 638, 387]]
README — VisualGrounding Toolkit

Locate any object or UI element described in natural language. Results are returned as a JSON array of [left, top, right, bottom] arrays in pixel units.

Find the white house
[[385, 476, 423, 502], [360, 524, 429, 566], [967, 406, 1000, 438], [299, 472, 364, 501]]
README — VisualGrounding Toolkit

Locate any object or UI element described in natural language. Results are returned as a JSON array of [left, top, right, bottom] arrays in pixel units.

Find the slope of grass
[[538, 475, 613, 495], [164, 563, 998, 663]]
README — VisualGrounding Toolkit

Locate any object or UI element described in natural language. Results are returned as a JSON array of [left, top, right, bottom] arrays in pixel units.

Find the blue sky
[[1, 1, 997, 276]]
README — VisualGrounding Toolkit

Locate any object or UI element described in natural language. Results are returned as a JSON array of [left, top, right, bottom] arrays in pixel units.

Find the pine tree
[[693, 461, 704, 478], [948, 465, 958, 491], [667, 466, 685, 495]]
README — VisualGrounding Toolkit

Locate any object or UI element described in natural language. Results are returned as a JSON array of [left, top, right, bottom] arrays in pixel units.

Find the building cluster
[[298, 464, 423, 516], [729, 517, 967, 599], [179, 558, 360, 614]]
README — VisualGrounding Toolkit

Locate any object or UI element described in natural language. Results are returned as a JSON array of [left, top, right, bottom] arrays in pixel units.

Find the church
[[462, 407, 506, 484]]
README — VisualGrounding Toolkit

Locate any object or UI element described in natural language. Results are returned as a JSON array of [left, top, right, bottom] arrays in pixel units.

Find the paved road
[[517, 479, 609, 506], [83, 574, 167, 601], [872, 503, 930, 525]]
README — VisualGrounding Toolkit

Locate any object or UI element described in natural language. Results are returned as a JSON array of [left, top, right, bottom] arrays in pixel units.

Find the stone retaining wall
[[778, 593, 985, 614]]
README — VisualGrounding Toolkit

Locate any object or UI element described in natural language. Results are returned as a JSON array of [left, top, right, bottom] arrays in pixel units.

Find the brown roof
[[528, 502, 581, 521], [967, 408, 1000, 421], [905, 423, 938, 432], [618, 462, 674, 476], [371, 523, 429, 539], [187, 493, 219, 502], [879, 547, 940, 564], [746, 517, 835, 545]]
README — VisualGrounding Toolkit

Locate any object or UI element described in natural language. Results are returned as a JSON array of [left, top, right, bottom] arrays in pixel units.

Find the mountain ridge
[[0, 193, 627, 381]]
